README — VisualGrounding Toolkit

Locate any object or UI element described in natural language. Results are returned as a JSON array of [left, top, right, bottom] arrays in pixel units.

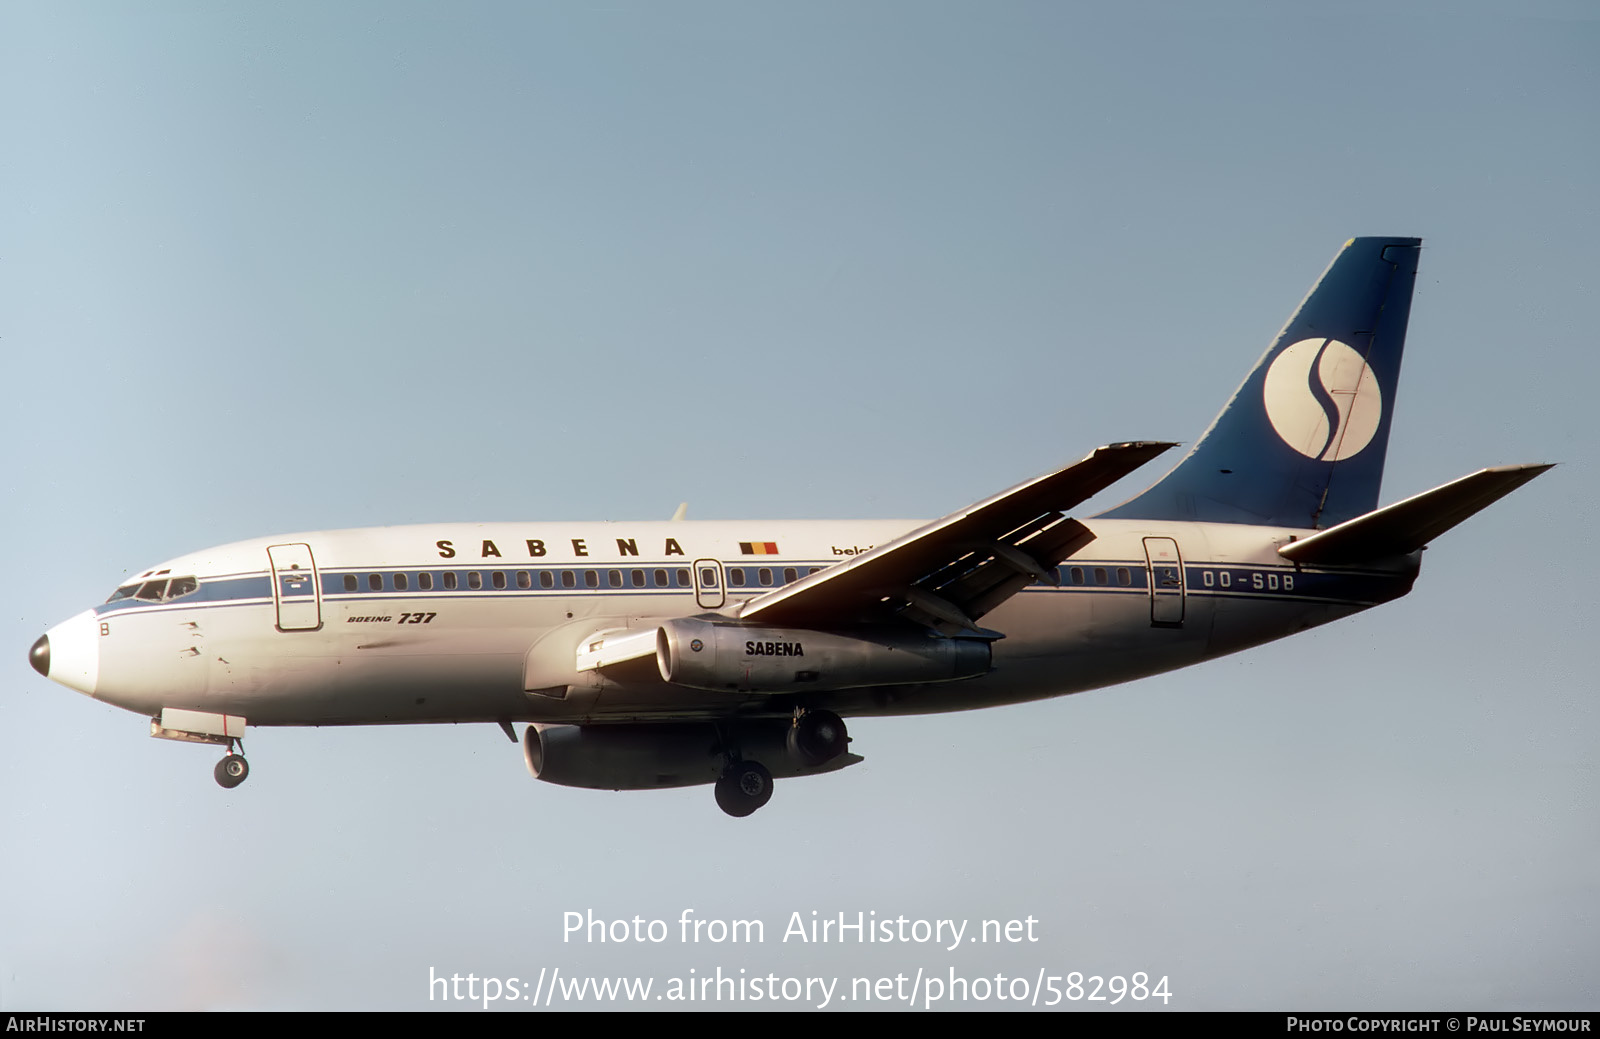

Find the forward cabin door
[[1143, 537, 1185, 627], [268, 543, 322, 632]]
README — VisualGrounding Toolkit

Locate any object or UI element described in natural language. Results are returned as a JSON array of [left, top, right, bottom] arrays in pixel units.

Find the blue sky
[[3, 2, 1595, 1010]]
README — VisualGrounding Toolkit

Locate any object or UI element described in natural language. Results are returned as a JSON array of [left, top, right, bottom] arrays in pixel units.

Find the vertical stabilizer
[[1098, 237, 1421, 529]]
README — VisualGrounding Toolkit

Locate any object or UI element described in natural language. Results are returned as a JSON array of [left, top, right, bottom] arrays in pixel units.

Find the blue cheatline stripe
[[317, 560, 837, 596], [91, 557, 1405, 617]]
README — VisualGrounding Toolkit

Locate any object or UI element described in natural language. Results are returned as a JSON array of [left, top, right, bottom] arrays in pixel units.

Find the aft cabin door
[[1143, 537, 1185, 628], [693, 558, 725, 609], [268, 543, 322, 632]]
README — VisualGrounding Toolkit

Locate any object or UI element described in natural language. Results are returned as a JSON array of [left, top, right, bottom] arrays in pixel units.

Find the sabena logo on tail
[[1262, 337, 1383, 462], [1096, 236, 1420, 529]]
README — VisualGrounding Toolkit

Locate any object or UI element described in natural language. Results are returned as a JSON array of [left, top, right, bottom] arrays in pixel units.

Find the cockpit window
[[106, 576, 200, 604]]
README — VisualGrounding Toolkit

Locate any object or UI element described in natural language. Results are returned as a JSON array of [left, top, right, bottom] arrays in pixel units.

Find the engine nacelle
[[524, 722, 860, 790], [524, 723, 725, 789], [655, 618, 991, 694]]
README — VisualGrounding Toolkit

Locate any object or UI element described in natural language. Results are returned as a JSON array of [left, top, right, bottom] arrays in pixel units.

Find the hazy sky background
[[3, 1, 1595, 1011]]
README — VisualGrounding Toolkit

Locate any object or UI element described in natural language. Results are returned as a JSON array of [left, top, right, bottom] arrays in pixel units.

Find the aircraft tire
[[714, 760, 773, 817], [788, 710, 848, 766], [214, 754, 249, 789]]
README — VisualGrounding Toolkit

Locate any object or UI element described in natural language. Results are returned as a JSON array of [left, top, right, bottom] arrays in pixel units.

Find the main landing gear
[[711, 710, 851, 818], [788, 708, 848, 767], [714, 760, 773, 818]]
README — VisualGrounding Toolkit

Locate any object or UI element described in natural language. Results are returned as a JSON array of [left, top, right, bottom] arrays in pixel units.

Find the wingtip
[[1102, 440, 1180, 453], [1483, 462, 1557, 478]]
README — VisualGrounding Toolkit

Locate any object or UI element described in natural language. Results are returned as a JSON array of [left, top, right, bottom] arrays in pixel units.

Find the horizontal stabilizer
[[1278, 464, 1553, 566]]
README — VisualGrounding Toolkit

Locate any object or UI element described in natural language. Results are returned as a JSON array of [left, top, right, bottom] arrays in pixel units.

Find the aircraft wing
[[732, 442, 1176, 635]]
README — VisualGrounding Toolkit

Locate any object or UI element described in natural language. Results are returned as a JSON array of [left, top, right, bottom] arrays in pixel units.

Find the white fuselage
[[45, 517, 1418, 728]]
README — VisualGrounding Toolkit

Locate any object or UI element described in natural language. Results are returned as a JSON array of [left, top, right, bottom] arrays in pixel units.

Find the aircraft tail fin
[[1098, 237, 1422, 529], [1277, 464, 1552, 566]]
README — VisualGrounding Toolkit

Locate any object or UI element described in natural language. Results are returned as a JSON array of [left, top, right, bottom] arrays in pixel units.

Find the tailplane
[[1277, 464, 1553, 566], [1099, 237, 1422, 529]]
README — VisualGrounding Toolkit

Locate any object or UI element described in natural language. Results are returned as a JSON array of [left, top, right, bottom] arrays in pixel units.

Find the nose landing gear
[[148, 709, 252, 789], [214, 740, 249, 789], [214, 754, 248, 788]]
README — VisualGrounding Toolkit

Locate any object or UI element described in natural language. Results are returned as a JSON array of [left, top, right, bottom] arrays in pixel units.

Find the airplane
[[28, 237, 1551, 817]]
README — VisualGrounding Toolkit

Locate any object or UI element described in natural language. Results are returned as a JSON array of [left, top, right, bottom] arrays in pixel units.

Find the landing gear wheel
[[214, 754, 249, 789], [788, 709, 849, 766], [714, 760, 773, 818]]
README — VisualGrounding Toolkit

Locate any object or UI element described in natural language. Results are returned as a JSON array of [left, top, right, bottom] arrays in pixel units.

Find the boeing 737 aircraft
[[28, 237, 1550, 816]]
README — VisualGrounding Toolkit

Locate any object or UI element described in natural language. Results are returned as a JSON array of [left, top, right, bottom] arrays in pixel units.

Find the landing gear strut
[[214, 740, 249, 789], [714, 760, 773, 818]]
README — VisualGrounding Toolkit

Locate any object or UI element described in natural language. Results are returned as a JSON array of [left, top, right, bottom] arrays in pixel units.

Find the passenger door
[[1143, 537, 1185, 627], [267, 543, 322, 631]]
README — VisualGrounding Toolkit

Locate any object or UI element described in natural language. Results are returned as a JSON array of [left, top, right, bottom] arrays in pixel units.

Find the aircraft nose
[[35, 610, 100, 695]]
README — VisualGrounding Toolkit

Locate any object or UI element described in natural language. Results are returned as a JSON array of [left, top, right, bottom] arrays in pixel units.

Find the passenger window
[[492, 571, 506, 590], [468, 572, 483, 590], [609, 570, 622, 588], [541, 572, 554, 589], [369, 574, 383, 592], [584, 571, 598, 588], [759, 568, 772, 586], [343, 575, 358, 593], [729, 568, 745, 587], [443, 572, 458, 590], [1094, 568, 1107, 585], [517, 571, 532, 589], [394, 573, 409, 591], [561, 571, 576, 589], [783, 568, 798, 584], [700, 567, 718, 587], [676, 569, 690, 587], [655, 569, 668, 587], [1117, 567, 1132, 586], [1070, 567, 1084, 584], [632, 569, 645, 587], [419, 572, 434, 591], [808, 567, 821, 576]]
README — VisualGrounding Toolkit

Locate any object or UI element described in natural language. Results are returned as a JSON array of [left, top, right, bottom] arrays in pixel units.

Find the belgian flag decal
[[739, 541, 779, 555]]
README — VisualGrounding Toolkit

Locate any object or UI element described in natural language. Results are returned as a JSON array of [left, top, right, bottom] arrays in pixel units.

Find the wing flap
[[1278, 463, 1553, 566], [736, 442, 1175, 631]]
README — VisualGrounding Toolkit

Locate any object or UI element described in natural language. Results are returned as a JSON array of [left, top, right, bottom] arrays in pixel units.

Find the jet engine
[[523, 721, 860, 791], [524, 723, 726, 789], [655, 618, 990, 694]]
